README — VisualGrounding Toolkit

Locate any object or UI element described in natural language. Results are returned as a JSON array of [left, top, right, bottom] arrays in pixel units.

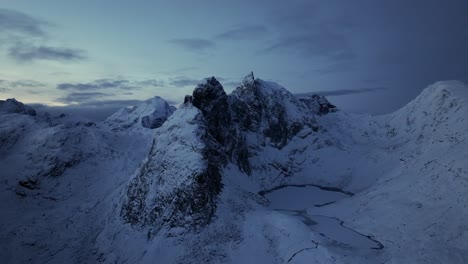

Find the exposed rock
[[121, 106, 223, 233], [184, 95, 193, 104], [229, 73, 321, 148], [18, 178, 38, 190], [192, 77, 231, 145], [192, 77, 251, 174], [0, 98, 36, 116], [299, 94, 337, 115]]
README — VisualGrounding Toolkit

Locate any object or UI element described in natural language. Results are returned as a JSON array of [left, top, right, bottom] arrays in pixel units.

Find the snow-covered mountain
[[105, 96, 176, 130], [0, 98, 36, 116], [1, 75, 467, 263]]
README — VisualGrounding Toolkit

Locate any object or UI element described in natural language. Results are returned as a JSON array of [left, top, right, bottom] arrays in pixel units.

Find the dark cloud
[[10, 80, 45, 88], [33, 97, 180, 121], [222, 80, 241, 87], [0, 79, 45, 92], [158, 66, 198, 75], [9, 45, 86, 62], [32, 101, 139, 121], [259, 1, 355, 73], [216, 25, 268, 40], [297, 87, 387, 97], [215, 77, 241, 87], [56, 78, 169, 105], [169, 76, 202, 87], [77, 98, 179, 108], [135, 79, 165, 87], [58, 80, 129, 91], [57, 78, 164, 91], [169, 38, 215, 52], [0, 8, 86, 63], [25, 89, 43, 95], [49, 71, 70, 76], [264, 33, 354, 60], [75, 99, 143, 109], [57, 92, 109, 104], [168, 76, 240, 89], [314, 61, 354, 75], [32, 97, 180, 121], [0, 8, 47, 37]]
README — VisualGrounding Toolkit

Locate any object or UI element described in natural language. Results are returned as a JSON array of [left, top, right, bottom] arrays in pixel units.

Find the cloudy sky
[[1, 0, 467, 116]]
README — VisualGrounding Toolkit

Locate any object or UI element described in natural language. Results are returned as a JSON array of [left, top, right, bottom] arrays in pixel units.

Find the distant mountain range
[[1, 74, 467, 263]]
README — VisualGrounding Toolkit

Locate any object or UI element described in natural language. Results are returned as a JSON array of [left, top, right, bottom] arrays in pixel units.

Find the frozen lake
[[262, 184, 349, 209], [263, 184, 383, 251]]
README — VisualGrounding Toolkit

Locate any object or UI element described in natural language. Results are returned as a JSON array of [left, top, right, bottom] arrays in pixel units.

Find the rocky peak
[[229, 74, 320, 148], [192, 77, 227, 113], [0, 98, 36, 116], [191, 76, 251, 173], [191, 77, 231, 145], [242, 71, 255, 86]]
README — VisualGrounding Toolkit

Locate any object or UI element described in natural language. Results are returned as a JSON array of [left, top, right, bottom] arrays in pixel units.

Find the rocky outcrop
[[192, 77, 251, 174], [0, 98, 36, 116], [121, 105, 223, 234], [229, 73, 322, 148], [299, 94, 336, 115]]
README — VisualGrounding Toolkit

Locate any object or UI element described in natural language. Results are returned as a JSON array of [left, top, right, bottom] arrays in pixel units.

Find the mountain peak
[[192, 76, 227, 113], [0, 98, 36, 116], [242, 71, 255, 85], [105, 96, 175, 130]]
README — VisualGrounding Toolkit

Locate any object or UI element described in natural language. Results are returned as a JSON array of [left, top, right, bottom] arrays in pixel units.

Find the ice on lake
[[264, 185, 383, 250]]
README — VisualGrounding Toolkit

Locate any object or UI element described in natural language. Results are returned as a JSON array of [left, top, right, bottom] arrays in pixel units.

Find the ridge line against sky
[[0, 0, 467, 114]]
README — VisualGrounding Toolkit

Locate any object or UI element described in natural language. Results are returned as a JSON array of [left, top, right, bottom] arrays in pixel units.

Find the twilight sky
[[1, 0, 467, 116]]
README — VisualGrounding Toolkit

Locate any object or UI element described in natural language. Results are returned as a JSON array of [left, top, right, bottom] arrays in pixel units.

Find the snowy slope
[[1, 77, 468, 264], [0, 98, 165, 263], [105, 96, 175, 130], [0, 98, 36, 116], [304, 80, 468, 263]]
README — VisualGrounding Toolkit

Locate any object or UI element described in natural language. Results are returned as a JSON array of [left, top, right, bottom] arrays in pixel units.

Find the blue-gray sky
[[1, 0, 467, 115]]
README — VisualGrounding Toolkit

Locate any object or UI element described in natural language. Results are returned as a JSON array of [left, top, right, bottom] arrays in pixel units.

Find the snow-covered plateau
[[1, 73, 467, 263]]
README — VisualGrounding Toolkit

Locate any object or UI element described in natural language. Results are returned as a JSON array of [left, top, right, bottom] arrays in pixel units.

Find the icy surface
[[263, 185, 349, 209], [264, 185, 382, 252]]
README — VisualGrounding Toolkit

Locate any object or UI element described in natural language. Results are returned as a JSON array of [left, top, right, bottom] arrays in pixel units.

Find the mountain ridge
[[0, 75, 467, 263]]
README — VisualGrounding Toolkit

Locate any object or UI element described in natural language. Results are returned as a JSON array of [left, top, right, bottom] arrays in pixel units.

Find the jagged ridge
[[121, 73, 336, 232]]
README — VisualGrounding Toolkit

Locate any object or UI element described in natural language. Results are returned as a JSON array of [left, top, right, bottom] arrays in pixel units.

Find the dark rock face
[[121, 108, 224, 234], [192, 77, 231, 145], [229, 74, 319, 148], [184, 95, 193, 104], [141, 116, 167, 129], [192, 77, 251, 174], [122, 149, 222, 233], [0, 98, 36, 116], [299, 94, 337, 115]]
